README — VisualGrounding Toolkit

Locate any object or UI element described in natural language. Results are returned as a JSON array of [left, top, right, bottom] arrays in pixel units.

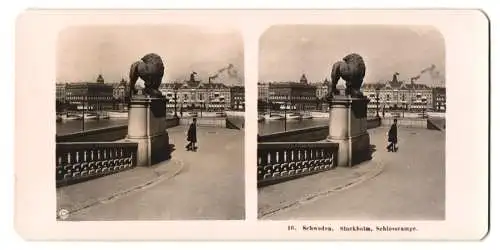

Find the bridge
[[257, 118, 445, 220], [56, 118, 245, 220]]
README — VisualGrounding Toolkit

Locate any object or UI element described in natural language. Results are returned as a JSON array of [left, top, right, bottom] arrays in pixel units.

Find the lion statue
[[129, 53, 165, 98], [325, 53, 366, 100]]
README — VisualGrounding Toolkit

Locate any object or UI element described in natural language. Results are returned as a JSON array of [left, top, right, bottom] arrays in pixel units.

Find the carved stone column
[[125, 95, 170, 166], [326, 96, 371, 167]]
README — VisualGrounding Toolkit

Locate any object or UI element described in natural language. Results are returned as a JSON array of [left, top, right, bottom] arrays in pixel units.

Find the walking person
[[387, 118, 398, 152], [186, 118, 197, 151]]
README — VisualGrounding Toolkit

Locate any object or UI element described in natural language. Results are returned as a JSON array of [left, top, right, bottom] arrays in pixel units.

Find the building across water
[[64, 74, 114, 111], [230, 85, 245, 111], [258, 72, 445, 113], [432, 87, 446, 112], [57, 72, 245, 112], [159, 80, 231, 111], [260, 74, 318, 112], [361, 73, 443, 113]]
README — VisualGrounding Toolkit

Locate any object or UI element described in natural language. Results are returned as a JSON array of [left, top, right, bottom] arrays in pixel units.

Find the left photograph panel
[[55, 25, 245, 221]]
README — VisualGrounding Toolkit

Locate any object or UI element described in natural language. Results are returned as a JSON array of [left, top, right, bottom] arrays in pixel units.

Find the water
[[57, 115, 247, 135], [56, 119, 129, 135], [258, 118, 329, 135], [56, 116, 329, 136]]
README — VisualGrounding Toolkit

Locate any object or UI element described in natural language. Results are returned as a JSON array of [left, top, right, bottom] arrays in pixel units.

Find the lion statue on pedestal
[[325, 53, 366, 100], [129, 53, 165, 98]]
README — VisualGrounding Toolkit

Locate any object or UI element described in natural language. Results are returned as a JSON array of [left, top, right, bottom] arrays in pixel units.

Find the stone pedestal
[[125, 95, 170, 167], [326, 96, 371, 167]]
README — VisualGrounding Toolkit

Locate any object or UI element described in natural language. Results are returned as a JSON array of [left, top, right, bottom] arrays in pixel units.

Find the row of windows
[[270, 96, 316, 100], [364, 91, 433, 95], [166, 94, 227, 100], [162, 90, 230, 94], [368, 95, 431, 101], [373, 100, 430, 104], [66, 96, 113, 101], [176, 98, 229, 102]]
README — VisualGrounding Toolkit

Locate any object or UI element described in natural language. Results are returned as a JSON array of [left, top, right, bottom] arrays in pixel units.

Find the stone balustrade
[[258, 142, 339, 187], [56, 142, 138, 187]]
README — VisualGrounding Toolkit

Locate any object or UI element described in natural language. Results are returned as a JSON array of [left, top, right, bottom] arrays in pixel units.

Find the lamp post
[[283, 97, 289, 132], [422, 99, 427, 118], [199, 96, 203, 118], [173, 88, 178, 118], [375, 88, 380, 118], [81, 95, 86, 131], [284, 100, 287, 132]]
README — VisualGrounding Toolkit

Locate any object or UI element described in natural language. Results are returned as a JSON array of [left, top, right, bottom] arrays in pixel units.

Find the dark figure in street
[[186, 118, 197, 151], [387, 119, 398, 152]]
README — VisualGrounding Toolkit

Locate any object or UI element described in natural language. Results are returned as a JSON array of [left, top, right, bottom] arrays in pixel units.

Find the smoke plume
[[208, 64, 242, 85], [411, 64, 441, 84]]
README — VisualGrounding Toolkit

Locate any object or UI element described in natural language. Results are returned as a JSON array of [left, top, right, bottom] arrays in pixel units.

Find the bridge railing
[[258, 142, 339, 187], [56, 142, 138, 187]]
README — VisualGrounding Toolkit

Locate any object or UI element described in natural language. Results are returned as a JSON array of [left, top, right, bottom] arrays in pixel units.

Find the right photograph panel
[[257, 25, 446, 220]]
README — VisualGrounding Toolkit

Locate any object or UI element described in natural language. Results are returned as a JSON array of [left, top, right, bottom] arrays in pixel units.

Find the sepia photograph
[[55, 25, 245, 220], [257, 25, 446, 220], [14, 9, 488, 240]]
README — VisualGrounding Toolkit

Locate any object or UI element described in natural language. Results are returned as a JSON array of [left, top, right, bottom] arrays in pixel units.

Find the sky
[[57, 25, 244, 85], [259, 25, 445, 86]]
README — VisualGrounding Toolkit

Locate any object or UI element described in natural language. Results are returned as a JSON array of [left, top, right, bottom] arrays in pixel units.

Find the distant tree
[[56, 100, 62, 113], [257, 99, 268, 113]]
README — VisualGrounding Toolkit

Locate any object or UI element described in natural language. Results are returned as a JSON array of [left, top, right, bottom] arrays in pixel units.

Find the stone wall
[[381, 117, 427, 128], [258, 117, 381, 143], [56, 117, 179, 142], [427, 118, 446, 131], [179, 117, 227, 128], [224, 111, 245, 117], [258, 125, 329, 143]]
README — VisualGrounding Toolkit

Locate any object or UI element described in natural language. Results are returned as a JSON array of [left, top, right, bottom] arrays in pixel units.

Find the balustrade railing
[[56, 142, 138, 187], [257, 142, 338, 187]]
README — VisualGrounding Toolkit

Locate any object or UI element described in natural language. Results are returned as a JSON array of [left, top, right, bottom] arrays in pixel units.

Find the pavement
[[260, 126, 445, 220], [57, 125, 245, 221], [56, 158, 184, 218], [258, 158, 384, 218]]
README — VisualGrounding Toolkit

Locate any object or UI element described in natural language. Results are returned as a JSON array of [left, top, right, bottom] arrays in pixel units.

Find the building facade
[[230, 86, 245, 110], [314, 79, 330, 100], [65, 75, 114, 111], [268, 82, 317, 111], [111, 78, 129, 101], [56, 83, 67, 102], [159, 79, 231, 112], [362, 83, 433, 111], [258, 82, 269, 101], [362, 73, 434, 113], [432, 87, 446, 112]]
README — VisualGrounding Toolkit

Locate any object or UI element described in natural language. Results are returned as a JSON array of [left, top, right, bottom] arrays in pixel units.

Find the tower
[[300, 74, 308, 84]]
